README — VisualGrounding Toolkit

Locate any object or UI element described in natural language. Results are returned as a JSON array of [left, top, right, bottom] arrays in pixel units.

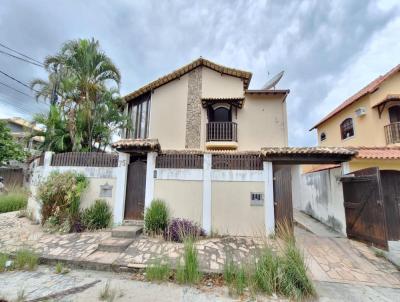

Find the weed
[[15, 249, 38, 271], [16, 288, 26, 302], [253, 248, 281, 295], [82, 199, 112, 230], [55, 262, 63, 274], [146, 260, 171, 282], [99, 280, 116, 302], [144, 199, 169, 235], [0, 253, 8, 272], [223, 258, 237, 285], [0, 189, 28, 214], [176, 238, 201, 284], [375, 249, 385, 258]]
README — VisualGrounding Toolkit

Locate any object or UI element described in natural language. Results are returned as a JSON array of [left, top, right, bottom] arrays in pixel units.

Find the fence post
[[145, 152, 157, 210], [114, 152, 130, 224], [263, 161, 275, 235], [42, 151, 54, 178], [202, 153, 212, 234]]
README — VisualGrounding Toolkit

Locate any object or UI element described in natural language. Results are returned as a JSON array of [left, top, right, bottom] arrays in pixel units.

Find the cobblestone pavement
[[296, 227, 400, 288]]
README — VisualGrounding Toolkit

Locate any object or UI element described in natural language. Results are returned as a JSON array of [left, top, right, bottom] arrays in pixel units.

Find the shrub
[[163, 218, 205, 243], [144, 199, 169, 235], [38, 171, 88, 231], [223, 259, 249, 296], [82, 199, 112, 230], [15, 249, 38, 271], [253, 248, 282, 295], [146, 259, 171, 282], [176, 238, 201, 284], [0, 189, 28, 213]]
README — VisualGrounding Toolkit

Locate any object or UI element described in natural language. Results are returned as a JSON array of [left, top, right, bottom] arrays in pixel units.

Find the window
[[208, 104, 232, 122], [320, 132, 326, 141], [340, 118, 354, 139], [389, 106, 400, 123], [126, 93, 151, 139]]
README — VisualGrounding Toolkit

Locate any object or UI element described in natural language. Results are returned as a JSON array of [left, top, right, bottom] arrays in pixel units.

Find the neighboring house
[[310, 64, 400, 171], [297, 65, 400, 248], [1, 117, 44, 154], [109, 58, 353, 236]]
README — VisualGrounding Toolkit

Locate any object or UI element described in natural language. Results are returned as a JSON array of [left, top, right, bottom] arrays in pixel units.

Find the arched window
[[340, 118, 354, 139], [389, 105, 400, 123], [320, 132, 326, 141]]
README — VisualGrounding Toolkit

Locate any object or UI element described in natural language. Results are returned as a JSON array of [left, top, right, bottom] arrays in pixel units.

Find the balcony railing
[[206, 122, 237, 142], [384, 122, 400, 144]]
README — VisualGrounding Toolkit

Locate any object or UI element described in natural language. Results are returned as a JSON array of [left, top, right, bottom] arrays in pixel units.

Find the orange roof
[[310, 64, 400, 130], [354, 147, 400, 160], [124, 57, 252, 102], [305, 164, 341, 173]]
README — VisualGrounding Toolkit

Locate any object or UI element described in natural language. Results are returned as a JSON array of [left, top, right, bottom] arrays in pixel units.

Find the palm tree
[[31, 38, 122, 151]]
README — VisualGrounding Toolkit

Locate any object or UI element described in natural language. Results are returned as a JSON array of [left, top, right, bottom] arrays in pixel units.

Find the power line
[[0, 69, 39, 93], [0, 42, 43, 65], [0, 49, 44, 67], [0, 81, 34, 98]]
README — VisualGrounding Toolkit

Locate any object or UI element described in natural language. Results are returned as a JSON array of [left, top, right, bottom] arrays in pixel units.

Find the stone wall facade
[[185, 67, 202, 148]]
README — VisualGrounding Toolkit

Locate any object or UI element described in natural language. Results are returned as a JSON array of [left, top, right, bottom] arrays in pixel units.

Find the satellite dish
[[261, 71, 284, 90]]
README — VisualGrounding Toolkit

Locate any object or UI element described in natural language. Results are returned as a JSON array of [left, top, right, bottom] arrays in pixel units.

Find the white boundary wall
[[292, 166, 347, 235], [27, 151, 129, 224]]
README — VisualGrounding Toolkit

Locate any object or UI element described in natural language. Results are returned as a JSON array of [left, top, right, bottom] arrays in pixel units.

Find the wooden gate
[[273, 166, 293, 228], [124, 159, 147, 220], [381, 170, 400, 241], [342, 167, 388, 248]]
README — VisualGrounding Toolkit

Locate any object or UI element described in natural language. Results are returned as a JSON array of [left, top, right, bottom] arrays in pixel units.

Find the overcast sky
[[0, 0, 399, 146]]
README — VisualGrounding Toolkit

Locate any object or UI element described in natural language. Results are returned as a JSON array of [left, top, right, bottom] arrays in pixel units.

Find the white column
[[114, 152, 130, 224], [263, 161, 275, 235], [145, 152, 157, 210], [202, 153, 212, 234], [341, 162, 350, 175], [42, 151, 54, 178]]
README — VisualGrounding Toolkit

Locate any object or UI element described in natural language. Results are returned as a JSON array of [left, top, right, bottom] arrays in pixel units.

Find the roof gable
[[124, 57, 252, 102], [310, 64, 400, 130]]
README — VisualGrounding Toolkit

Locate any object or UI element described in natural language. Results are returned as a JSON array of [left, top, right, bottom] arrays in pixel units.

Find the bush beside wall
[[0, 189, 27, 213]]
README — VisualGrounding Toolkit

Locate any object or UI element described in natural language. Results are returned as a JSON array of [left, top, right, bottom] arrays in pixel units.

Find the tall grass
[[15, 249, 38, 271], [0, 253, 8, 272], [146, 260, 171, 282], [223, 222, 316, 300], [176, 238, 201, 284], [144, 199, 169, 235], [0, 187, 28, 213]]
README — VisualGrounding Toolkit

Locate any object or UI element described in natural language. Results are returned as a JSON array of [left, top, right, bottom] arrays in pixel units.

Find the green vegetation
[[223, 241, 316, 300], [176, 238, 201, 284], [375, 249, 385, 258], [31, 38, 129, 152], [145, 260, 171, 282], [82, 199, 112, 230], [0, 253, 8, 272], [99, 280, 116, 302], [144, 199, 169, 235], [38, 171, 88, 232], [0, 120, 27, 165], [15, 249, 38, 271], [0, 188, 28, 213]]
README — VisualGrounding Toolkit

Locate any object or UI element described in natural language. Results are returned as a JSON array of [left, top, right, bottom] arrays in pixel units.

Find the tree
[[31, 38, 127, 152], [0, 121, 27, 165]]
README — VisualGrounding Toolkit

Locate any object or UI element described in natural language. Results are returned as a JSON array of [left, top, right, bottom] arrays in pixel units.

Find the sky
[[0, 0, 399, 146]]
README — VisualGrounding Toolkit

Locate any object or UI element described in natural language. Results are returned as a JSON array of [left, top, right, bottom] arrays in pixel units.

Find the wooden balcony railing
[[385, 122, 400, 144], [206, 122, 237, 142]]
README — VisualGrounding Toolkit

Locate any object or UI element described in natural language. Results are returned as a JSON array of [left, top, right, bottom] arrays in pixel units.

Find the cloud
[[0, 0, 399, 146]]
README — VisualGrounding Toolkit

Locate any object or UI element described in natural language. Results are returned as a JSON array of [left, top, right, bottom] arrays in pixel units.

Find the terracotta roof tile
[[354, 147, 400, 160], [261, 146, 356, 156], [112, 139, 161, 152], [311, 64, 400, 130], [124, 57, 252, 102], [305, 164, 341, 173]]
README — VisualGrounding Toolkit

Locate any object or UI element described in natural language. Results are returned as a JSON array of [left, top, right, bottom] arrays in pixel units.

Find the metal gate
[[381, 170, 400, 241], [341, 167, 388, 248], [273, 166, 293, 228], [124, 159, 147, 220]]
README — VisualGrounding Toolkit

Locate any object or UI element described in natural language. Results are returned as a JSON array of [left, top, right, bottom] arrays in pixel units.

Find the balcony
[[384, 122, 400, 145], [206, 122, 238, 149]]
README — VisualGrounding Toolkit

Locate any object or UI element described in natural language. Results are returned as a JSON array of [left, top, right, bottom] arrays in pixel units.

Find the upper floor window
[[208, 104, 232, 122], [340, 118, 354, 140], [126, 93, 151, 139], [389, 105, 400, 123], [320, 132, 326, 141]]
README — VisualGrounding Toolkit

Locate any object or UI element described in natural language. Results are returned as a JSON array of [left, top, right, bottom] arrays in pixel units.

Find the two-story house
[[112, 58, 354, 236], [310, 64, 400, 172]]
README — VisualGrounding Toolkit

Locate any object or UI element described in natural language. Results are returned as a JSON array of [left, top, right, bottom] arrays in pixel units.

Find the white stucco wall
[[293, 167, 347, 235]]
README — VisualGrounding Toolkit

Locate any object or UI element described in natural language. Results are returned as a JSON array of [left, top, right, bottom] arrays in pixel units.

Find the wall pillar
[[341, 162, 350, 175], [42, 151, 54, 178], [145, 152, 157, 210], [202, 153, 212, 234], [114, 152, 130, 224], [263, 161, 275, 235]]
